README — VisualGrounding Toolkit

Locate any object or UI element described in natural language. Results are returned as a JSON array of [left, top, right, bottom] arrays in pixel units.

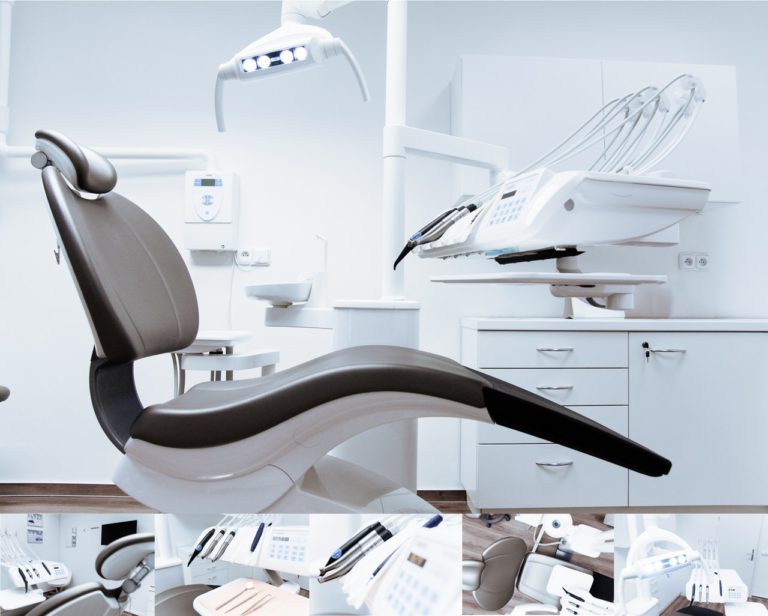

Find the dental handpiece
[[319, 528, 394, 582], [250, 523, 266, 552], [211, 530, 236, 562], [200, 529, 225, 559], [324, 522, 382, 567], [415, 204, 477, 246], [319, 526, 390, 576], [188, 528, 216, 566], [393, 208, 457, 270]]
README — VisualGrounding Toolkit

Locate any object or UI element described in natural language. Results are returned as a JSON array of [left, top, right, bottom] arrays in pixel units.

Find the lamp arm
[[281, 0, 355, 24]]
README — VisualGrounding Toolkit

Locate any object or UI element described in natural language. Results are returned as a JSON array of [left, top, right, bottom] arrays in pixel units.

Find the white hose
[[336, 38, 370, 102]]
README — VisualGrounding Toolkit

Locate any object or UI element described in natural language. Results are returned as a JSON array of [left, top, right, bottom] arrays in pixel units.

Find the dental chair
[[31, 129, 672, 513], [463, 537, 613, 612], [155, 584, 212, 616], [26, 533, 154, 616]]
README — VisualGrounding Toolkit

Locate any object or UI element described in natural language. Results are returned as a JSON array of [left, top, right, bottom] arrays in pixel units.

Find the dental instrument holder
[[434, 255, 668, 319]]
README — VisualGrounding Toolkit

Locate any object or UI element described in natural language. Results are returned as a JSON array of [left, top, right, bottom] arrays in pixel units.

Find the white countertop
[[461, 317, 768, 332]]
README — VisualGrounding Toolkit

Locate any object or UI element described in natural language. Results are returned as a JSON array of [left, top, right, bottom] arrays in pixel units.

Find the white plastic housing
[[416, 167, 710, 260], [184, 170, 239, 251]]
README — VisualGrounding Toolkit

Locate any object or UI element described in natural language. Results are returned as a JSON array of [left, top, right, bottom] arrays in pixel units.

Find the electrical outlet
[[236, 246, 271, 267], [695, 253, 710, 270], [678, 253, 696, 270]]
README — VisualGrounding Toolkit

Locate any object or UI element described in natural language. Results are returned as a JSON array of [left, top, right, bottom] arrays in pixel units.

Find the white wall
[[1, 1, 767, 488], [0, 513, 61, 565]]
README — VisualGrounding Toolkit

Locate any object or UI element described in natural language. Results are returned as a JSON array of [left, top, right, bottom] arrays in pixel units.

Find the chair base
[[114, 453, 436, 513]]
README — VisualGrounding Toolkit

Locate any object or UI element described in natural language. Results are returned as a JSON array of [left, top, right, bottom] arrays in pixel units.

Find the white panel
[[603, 61, 740, 203], [629, 333, 768, 506], [473, 443, 628, 509], [485, 368, 628, 406], [476, 331, 628, 368]]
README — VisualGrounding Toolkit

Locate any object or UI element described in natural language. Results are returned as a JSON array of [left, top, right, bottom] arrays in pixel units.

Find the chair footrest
[[180, 349, 279, 371]]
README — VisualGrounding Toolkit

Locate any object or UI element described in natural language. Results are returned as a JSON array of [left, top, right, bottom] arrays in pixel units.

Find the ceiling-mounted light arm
[[214, 1, 368, 132], [313, 36, 370, 102], [281, 0, 353, 24]]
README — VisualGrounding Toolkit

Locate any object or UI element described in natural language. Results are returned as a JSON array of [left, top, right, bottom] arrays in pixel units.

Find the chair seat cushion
[[25, 583, 106, 616], [130, 345, 489, 448]]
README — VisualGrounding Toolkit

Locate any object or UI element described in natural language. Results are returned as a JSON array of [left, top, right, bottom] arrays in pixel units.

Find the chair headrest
[[95, 533, 154, 581], [32, 129, 117, 195]]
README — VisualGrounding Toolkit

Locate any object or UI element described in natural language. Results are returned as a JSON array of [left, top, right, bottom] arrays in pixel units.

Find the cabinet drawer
[[476, 331, 627, 368], [485, 368, 628, 406], [476, 406, 627, 444], [190, 570, 229, 585], [473, 444, 628, 508]]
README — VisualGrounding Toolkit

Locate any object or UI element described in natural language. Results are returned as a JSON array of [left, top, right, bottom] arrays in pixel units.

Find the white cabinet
[[460, 318, 768, 510], [179, 546, 231, 586], [461, 325, 630, 510], [628, 332, 768, 506]]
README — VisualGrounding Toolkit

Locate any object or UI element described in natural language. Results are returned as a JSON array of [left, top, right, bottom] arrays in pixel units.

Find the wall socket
[[679, 252, 710, 271], [236, 246, 271, 266]]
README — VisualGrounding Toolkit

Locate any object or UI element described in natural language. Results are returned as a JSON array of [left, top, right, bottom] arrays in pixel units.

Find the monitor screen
[[100, 520, 138, 545]]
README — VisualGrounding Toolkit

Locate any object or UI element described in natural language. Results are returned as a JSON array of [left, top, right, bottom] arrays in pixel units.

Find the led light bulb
[[256, 55, 271, 69], [280, 49, 294, 64], [293, 46, 308, 61], [242, 58, 257, 73]]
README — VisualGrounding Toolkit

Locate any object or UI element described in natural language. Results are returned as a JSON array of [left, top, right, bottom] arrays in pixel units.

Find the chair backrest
[[34, 130, 198, 362]]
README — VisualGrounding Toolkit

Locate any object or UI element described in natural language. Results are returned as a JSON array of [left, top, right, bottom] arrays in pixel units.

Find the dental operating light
[[214, 13, 370, 131]]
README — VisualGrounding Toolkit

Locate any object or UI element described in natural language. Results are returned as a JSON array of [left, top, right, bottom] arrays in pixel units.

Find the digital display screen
[[501, 190, 517, 200], [101, 520, 137, 545], [407, 553, 427, 568], [200, 179, 217, 187]]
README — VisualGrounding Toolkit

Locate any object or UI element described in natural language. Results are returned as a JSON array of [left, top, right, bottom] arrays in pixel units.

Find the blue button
[[202, 195, 214, 206]]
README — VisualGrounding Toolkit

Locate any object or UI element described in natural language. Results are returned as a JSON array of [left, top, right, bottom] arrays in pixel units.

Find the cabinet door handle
[[536, 347, 574, 352], [536, 385, 574, 391], [648, 348, 687, 353], [535, 461, 574, 467]]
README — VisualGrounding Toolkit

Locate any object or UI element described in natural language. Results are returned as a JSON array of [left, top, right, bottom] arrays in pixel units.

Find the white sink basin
[[245, 282, 312, 307]]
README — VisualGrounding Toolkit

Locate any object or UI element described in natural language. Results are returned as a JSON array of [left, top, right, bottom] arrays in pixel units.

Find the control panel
[[256, 526, 309, 577], [371, 535, 459, 616], [184, 170, 239, 251]]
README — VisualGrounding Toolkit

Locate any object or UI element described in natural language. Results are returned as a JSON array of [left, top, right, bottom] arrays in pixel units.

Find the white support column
[[381, 0, 408, 299], [0, 0, 15, 138]]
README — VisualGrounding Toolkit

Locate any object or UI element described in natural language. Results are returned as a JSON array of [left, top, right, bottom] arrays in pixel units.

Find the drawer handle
[[536, 347, 574, 352], [642, 341, 687, 360], [535, 461, 574, 468], [648, 348, 687, 353], [536, 385, 574, 391]]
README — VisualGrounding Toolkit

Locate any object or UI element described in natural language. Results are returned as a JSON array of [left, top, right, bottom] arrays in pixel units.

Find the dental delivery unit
[[31, 129, 670, 513], [397, 75, 710, 315]]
